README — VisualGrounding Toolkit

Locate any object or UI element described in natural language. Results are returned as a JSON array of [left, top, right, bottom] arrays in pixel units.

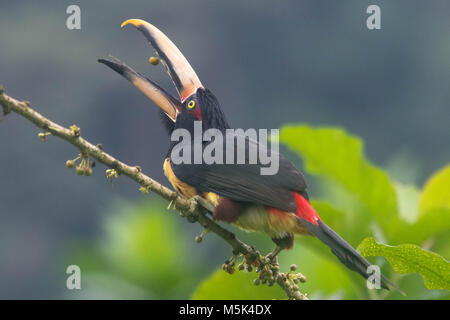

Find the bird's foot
[[265, 246, 282, 264], [191, 195, 215, 213]]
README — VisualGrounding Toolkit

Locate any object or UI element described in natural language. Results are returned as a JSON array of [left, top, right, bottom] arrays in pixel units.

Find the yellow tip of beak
[[121, 19, 145, 28]]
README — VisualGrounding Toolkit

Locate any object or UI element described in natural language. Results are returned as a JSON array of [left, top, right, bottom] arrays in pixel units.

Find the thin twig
[[0, 87, 308, 300]]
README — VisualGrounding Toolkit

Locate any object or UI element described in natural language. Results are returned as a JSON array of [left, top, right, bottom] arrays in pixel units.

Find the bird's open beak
[[99, 19, 203, 121], [98, 57, 181, 121]]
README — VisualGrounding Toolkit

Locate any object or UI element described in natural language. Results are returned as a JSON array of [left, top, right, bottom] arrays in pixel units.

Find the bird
[[99, 18, 399, 291]]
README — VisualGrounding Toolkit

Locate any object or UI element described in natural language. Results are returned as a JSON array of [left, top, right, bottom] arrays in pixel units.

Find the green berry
[[66, 160, 75, 168], [75, 166, 84, 175], [84, 167, 92, 176]]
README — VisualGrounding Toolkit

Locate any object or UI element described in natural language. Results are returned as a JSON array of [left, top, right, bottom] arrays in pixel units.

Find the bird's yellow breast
[[163, 158, 198, 198], [163, 158, 220, 205]]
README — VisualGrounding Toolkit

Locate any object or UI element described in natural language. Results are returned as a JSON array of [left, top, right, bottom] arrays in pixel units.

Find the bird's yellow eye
[[187, 100, 196, 109]]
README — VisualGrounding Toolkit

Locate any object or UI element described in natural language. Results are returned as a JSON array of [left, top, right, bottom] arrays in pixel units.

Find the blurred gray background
[[0, 1, 449, 298]]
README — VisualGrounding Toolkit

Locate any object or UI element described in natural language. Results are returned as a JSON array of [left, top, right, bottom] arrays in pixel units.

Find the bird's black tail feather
[[302, 218, 403, 293]]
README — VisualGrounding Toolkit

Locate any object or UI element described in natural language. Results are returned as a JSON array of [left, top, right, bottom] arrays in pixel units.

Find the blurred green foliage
[[419, 166, 450, 214], [72, 125, 449, 300], [192, 271, 286, 300], [68, 201, 209, 299]]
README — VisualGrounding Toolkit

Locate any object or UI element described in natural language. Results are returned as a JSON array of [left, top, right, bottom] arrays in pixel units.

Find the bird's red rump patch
[[265, 193, 320, 226], [292, 192, 320, 226]]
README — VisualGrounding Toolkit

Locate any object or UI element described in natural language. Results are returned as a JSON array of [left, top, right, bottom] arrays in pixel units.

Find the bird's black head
[[171, 88, 230, 133]]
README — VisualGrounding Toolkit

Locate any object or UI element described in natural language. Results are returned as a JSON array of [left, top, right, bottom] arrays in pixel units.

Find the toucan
[[99, 19, 398, 291]]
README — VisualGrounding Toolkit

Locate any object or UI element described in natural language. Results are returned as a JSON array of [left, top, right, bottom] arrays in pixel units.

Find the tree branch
[[0, 86, 308, 300]]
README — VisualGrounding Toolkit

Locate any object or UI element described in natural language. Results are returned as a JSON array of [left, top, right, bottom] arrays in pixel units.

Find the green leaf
[[191, 269, 286, 300], [357, 237, 450, 290], [280, 125, 398, 230], [99, 200, 205, 298], [388, 208, 450, 246], [418, 165, 450, 215], [387, 166, 450, 247], [103, 202, 187, 281], [394, 183, 420, 223]]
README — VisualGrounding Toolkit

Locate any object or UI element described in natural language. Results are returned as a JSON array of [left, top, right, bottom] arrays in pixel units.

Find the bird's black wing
[[170, 134, 307, 212]]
